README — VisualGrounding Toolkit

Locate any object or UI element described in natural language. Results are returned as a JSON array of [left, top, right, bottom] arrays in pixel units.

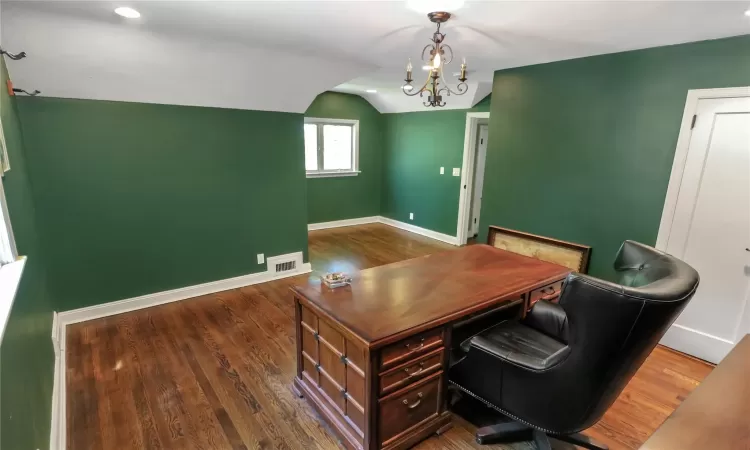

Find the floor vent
[[267, 252, 304, 277], [276, 260, 296, 273]]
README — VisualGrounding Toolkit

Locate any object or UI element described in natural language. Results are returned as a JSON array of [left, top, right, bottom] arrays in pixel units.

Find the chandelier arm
[[441, 44, 454, 65], [437, 69, 468, 96], [421, 44, 434, 63], [402, 73, 433, 97]]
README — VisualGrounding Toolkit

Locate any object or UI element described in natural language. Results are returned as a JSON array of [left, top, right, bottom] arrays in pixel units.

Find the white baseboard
[[308, 216, 461, 246], [308, 216, 380, 231], [377, 216, 460, 246], [49, 251, 311, 449], [660, 323, 735, 364], [57, 257, 311, 326]]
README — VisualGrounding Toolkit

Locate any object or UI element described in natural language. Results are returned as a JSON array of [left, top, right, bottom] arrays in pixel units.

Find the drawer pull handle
[[402, 392, 424, 409], [405, 338, 426, 351], [404, 362, 426, 377]]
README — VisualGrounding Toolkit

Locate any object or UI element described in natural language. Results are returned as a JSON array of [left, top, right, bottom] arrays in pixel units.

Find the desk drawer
[[379, 347, 443, 396], [380, 328, 443, 371], [379, 372, 442, 447], [529, 280, 564, 307]]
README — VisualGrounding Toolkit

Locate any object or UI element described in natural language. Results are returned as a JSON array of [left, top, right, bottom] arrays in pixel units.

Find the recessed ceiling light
[[366, 89, 377, 93], [114, 7, 141, 19], [406, 0, 465, 14], [745, 8, 750, 17]]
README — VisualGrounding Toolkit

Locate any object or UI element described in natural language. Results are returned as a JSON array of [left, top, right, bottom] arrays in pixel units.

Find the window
[[0, 177, 15, 266], [0, 169, 23, 345], [304, 118, 359, 178]]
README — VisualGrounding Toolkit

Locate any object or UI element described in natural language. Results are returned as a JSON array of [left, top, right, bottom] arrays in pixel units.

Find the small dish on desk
[[322, 272, 352, 288]]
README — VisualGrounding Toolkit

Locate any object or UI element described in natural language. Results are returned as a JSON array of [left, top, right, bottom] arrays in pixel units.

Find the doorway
[[457, 112, 490, 244], [657, 87, 750, 363]]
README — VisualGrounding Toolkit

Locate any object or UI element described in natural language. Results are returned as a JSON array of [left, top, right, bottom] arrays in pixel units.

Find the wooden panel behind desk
[[641, 334, 750, 450], [291, 245, 570, 450]]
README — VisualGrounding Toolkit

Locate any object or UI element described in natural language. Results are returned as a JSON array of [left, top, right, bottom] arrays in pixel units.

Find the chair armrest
[[523, 300, 569, 343]]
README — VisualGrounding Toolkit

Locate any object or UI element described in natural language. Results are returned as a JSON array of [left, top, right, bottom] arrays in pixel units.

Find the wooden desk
[[640, 335, 750, 450], [291, 245, 570, 450]]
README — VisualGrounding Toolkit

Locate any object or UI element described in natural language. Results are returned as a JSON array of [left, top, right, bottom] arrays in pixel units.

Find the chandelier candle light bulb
[[401, 11, 468, 107]]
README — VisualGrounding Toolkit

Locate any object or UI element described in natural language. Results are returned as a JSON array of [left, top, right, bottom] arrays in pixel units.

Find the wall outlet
[[452, 167, 461, 176], [257, 253, 265, 264], [440, 167, 445, 174], [409, 213, 414, 220]]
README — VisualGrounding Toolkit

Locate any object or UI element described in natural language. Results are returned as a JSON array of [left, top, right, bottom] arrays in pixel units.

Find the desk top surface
[[640, 335, 750, 450], [291, 244, 570, 347]]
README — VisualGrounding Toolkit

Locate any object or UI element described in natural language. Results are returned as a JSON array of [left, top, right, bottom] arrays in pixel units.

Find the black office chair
[[449, 240, 699, 450]]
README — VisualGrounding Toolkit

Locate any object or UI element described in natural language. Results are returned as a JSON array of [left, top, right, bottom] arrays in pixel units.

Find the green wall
[[0, 58, 55, 450], [381, 95, 491, 235], [305, 92, 383, 223], [17, 98, 309, 311], [480, 35, 750, 278]]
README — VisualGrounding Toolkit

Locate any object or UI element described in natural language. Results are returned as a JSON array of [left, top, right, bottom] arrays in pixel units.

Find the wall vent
[[266, 252, 304, 277], [276, 260, 296, 273]]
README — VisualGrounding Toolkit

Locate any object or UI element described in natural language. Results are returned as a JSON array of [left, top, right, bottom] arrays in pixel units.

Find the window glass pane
[[323, 125, 353, 171], [304, 124, 318, 171]]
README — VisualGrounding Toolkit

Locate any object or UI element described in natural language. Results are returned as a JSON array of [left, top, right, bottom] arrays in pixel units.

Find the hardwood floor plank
[[171, 301, 275, 449], [66, 223, 713, 450], [129, 313, 191, 449], [67, 323, 104, 450], [97, 318, 145, 449], [117, 313, 165, 450], [150, 310, 234, 450], [193, 291, 332, 450]]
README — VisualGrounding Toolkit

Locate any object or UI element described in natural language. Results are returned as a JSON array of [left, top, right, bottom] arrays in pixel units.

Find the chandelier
[[402, 12, 467, 107]]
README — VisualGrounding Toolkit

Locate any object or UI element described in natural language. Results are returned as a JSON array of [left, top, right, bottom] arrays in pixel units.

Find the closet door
[[661, 96, 750, 364]]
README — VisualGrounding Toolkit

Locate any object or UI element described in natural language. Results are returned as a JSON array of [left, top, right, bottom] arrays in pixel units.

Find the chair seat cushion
[[470, 321, 570, 371]]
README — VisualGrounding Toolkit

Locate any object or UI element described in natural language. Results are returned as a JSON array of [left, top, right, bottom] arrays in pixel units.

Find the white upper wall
[[0, 4, 370, 113], [1, 1, 748, 114]]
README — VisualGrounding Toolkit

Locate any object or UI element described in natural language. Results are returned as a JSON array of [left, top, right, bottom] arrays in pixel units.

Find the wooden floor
[[66, 223, 713, 450]]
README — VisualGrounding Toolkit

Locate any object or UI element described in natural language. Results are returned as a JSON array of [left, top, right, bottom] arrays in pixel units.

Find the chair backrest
[[552, 240, 699, 432], [487, 226, 591, 273]]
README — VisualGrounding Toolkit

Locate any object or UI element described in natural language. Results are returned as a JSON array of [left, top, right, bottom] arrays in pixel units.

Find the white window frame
[[304, 117, 360, 178], [0, 173, 24, 346], [0, 177, 17, 265]]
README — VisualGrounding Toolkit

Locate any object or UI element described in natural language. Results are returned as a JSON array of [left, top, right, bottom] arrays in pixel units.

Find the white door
[[659, 95, 750, 364], [468, 125, 489, 236]]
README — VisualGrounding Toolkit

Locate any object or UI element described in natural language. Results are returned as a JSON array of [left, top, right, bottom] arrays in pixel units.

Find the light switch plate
[[440, 167, 445, 174], [257, 253, 265, 264], [452, 168, 461, 176], [409, 213, 414, 220]]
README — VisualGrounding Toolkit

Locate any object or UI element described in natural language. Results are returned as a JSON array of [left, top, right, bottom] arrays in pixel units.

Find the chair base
[[475, 421, 609, 450]]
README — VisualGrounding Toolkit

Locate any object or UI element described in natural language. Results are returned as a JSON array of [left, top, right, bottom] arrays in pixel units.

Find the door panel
[[662, 96, 750, 363], [469, 125, 489, 236]]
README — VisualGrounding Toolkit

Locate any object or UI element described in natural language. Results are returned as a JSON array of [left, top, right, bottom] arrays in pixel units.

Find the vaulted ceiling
[[1, 1, 748, 113]]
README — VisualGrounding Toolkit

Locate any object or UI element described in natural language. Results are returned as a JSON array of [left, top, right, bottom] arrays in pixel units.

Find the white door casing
[[469, 125, 489, 236], [657, 87, 750, 364]]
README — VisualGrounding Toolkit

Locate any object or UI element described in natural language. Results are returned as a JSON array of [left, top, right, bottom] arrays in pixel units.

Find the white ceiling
[[1, 1, 748, 113]]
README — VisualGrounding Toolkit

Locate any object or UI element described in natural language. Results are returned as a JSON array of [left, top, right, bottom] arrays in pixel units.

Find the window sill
[[306, 171, 361, 179], [0, 256, 27, 344]]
